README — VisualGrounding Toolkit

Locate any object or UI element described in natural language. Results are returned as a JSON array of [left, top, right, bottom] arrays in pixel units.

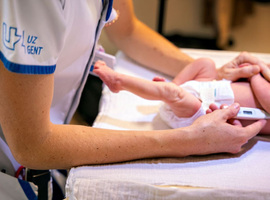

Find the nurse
[[0, 0, 267, 198]]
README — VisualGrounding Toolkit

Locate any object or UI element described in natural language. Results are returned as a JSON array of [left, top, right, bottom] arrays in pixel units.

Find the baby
[[93, 56, 270, 134]]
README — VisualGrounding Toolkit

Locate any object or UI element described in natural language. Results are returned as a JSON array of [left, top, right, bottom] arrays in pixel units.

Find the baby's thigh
[[231, 82, 258, 108]]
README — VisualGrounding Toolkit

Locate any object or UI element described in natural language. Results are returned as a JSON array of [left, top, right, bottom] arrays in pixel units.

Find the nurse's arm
[[105, 0, 194, 77], [0, 61, 192, 169]]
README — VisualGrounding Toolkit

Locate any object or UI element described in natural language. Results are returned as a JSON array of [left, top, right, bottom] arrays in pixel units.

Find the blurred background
[[100, 0, 270, 54]]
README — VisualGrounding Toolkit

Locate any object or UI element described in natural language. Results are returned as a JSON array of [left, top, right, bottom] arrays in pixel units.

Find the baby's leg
[[250, 73, 270, 113], [172, 58, 217, 85], [94, 61, 201, 118], [231, 82, 259, 108], [93, 61, 186, 104]]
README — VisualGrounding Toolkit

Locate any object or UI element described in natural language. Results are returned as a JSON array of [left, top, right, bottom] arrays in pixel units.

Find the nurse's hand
[[188, 103, 266, 155], [217, 52, 270, 82]]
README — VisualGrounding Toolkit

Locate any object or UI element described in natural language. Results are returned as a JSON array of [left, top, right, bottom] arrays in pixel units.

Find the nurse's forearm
[[0, 61, 192, 169], [107, 20, 194, 77], [105, 0, 194, 77], [16, 123, 192, 169]]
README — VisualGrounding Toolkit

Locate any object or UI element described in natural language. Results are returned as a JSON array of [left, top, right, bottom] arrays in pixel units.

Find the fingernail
[[252, 66, 260, 73], [239, 63, 250, 68]]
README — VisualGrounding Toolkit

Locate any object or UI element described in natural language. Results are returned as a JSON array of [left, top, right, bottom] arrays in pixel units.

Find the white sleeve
[[0, 0, 66, 74]]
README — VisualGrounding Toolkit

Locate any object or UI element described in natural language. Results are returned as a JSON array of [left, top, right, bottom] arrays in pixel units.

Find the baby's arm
[[172, 58, 217, 85]]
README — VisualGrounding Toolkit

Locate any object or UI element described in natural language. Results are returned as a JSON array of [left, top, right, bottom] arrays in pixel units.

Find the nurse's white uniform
[[0, 0, 114, 198]]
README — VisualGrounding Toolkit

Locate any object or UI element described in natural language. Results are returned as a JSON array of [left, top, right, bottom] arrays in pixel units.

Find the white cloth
[[67, 136, 270, 199], [159, 79, 234, 128], [159, 103, 205, 128], [66, 50, 270, 200]]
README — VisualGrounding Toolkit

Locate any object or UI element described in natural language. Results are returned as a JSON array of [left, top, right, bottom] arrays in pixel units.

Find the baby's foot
[[93, 60, 122, 93]]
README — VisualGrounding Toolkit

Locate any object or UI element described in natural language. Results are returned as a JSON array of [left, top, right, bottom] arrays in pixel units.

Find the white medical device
[[235, 107, 270, 120]]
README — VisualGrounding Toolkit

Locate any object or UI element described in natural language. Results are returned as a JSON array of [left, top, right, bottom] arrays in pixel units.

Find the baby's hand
[[152, 76, 166, 82]]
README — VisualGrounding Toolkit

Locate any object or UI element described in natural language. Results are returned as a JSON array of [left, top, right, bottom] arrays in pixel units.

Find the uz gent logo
[[2, 22, 43, 55]]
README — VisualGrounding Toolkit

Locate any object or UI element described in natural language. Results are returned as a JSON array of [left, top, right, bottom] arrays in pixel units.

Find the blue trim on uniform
[[0, 51, 56, 74], [106, 0, 113, 21], [18, 179, 38, 200]]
